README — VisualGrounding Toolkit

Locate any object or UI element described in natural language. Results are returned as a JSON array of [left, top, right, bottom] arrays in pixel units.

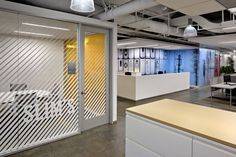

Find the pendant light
[[70, 0, 95, 13], [184, 18, 197, 38]]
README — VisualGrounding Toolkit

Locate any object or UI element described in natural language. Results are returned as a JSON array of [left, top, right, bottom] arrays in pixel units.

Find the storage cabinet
[[126, 113, 236, 157], [126, 115, 192, 157], [126, 139, 162, 157], [193, 140, 236, 157]]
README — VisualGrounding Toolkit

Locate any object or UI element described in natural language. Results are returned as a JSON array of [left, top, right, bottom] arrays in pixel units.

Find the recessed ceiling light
[[117, 42, 137, 46], [14, 31, 53, 37], [22, 23, 70, 31]]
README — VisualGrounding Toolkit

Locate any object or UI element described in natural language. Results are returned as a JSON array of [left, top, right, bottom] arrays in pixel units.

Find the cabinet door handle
[[81, 91, 86, 95]]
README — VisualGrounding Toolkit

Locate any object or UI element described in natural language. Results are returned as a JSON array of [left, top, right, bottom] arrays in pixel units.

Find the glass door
[[80, 25, 109, 131]]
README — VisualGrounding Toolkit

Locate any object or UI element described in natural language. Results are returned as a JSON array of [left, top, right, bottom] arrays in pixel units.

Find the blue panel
[[164, 49, 198, 86], [198, 48, 216, 86]]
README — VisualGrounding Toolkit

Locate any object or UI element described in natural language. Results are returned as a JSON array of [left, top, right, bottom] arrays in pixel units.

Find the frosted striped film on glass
[[0, 11, 79, 155], [84, 33, 106, 120]]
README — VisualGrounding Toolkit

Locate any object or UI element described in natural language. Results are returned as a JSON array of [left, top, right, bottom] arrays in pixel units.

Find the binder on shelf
[[123, 59, 129, 72], [134, 48, 140, 58], [123, 49, 129, 59], [155, 59, 160, 74], [128, 49, 134, 59], [159, 50, 164, 60], [145, 59, 151, 75], [118, 59, 123, 72], [140, 48, 146, 58], [145, 48, 151, 58], [150, 59, 155, 74], [134, 59, 140, 72], [150, 49, 155, 59], [128, 59, 134, 72], [140, 59, 146, 75], [118, 49, 123, 59], [155, 49, 160, 59]]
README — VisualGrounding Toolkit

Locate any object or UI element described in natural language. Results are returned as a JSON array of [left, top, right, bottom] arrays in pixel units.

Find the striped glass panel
[[84, 33, 106, 120], [0, 11, 79, 155]]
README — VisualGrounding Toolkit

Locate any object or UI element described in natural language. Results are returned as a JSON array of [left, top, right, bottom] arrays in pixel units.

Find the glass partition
[[0, 10, 79, 155]]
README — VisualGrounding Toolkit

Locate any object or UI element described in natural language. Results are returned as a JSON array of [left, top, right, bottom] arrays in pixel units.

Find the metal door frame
[[79, 24, 110, 131]]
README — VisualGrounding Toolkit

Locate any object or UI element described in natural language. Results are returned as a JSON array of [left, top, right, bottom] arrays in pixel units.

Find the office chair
[[125, 72, 132, 75], [223, 75, 231, 84]]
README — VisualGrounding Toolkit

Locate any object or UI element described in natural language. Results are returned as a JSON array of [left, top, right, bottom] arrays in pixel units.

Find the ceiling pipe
[[171, 15, 236, 33], [116, 15, 183, 37], [95, 0, 159, 20], [118, 27, 197, 46]]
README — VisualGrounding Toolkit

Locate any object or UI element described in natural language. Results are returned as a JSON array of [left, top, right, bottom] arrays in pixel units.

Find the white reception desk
[[117, 72, 190, 101]]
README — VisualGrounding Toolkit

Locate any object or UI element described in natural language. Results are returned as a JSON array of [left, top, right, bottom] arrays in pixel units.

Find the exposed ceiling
[[155, 0, 225, 16], [216, 0, 236, 9], [4, 0, 236, 51], [189, 34, 236, 50], [118, 38, 197, 50], [0, 10, 77, 40], [6, 0, 131, 16]]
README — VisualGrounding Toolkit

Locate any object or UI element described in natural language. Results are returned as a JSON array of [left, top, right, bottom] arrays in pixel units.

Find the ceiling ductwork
[[96, 0, 159, 20], [116, 15, 183, 37], [152, 0, 225, 16], [171, 15, 236, 34]]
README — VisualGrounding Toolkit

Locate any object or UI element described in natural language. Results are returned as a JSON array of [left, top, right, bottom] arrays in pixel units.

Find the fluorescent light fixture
[[14, 31, 53, 37], [144, 44, 159, 47], [70, 0, 95, 13], [124, 44, 159, 49], [117, 42, 137, 46], [223, 26, 236, 30], [22, 22, 70, 31], [153, 46, 172, 49], [219, 41, 236, 44]]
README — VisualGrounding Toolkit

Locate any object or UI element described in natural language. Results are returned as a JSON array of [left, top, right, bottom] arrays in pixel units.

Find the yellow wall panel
[[64, 40, 78, 100]]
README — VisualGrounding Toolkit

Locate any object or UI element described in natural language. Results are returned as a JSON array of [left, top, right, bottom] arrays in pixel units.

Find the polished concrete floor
[[8, 87, 236, 157]]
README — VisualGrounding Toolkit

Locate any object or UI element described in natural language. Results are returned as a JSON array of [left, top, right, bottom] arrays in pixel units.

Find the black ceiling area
[[216, 0, 236, 9], [6, 0, 106, 16], [201, 10, 232, 23], [3, 0, 236, 50]]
